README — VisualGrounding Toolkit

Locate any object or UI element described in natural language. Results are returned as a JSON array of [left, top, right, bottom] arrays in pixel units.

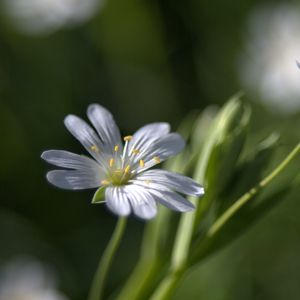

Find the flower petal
[[134, 169, 204, 196], [148, 189, 195, 212], [129, 123, 170, 152], [46, 169, 102, 190], [134, 133, 185, 172], [64, 114, 108, 167], [124, 185, 157, 219], [87, 104, 123, 155], [105, 187, 131, 216], [41, 150, 102, 171]]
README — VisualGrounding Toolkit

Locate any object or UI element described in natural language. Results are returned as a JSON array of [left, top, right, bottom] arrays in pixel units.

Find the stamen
[[144, 180, 151, 185], [124, 165, 131, 174], [90, 145, 99, 152], [153, 156, 161, 163], [101, 180, 111, 185], [132, 149, 140, 155], [139, 160, 145, 167], [123, 135, 133, 141], [122, 136, 133, 167], [109, 158, 115, 167], [114, 145, 119, 152]]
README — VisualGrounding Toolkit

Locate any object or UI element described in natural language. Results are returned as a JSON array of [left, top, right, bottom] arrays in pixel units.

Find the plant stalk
[[208, 143, 300, 237], [88, 217, 127, 300]]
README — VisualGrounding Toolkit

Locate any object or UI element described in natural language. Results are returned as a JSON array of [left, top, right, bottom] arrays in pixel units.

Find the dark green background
[[0, 0, 299, 299]]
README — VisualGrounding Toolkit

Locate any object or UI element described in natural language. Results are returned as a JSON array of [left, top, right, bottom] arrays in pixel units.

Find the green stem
[[116, 256, 162, 300], [148, 126, 214, 300], [151, 143, 300, 299], [149, 267, 186, 300], [88, 217, 127, 300], [207, 143, 300, 237], [116, 208, 170, 300]]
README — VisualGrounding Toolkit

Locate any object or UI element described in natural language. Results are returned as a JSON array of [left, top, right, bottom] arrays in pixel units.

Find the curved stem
[[88, 217, 127, 300], [151, 143, 300, 299], [207, 143, 300, 237], [116, 207, 172, 300], [149, 267, 186, 300]]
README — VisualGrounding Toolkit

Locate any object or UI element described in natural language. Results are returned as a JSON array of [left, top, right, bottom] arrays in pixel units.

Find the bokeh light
[[2, 0, 103, 35], [239, 4, 300, 114], [0, 258, 68, 300], [0, 0, 299, 299]]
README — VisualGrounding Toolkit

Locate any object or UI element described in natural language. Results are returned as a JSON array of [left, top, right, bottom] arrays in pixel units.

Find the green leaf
[[175, 110, 200, 141], [189, 140, 299, 266], [91, 187, 106, 204], [193, 96, 251, 227], [193, 93, 249, 186], [207, 143, 300, 238], [170, 93, 249, 273], [218, 132, 279, 213], [190, 185, 295, 265], [190, 106, 219, 151]]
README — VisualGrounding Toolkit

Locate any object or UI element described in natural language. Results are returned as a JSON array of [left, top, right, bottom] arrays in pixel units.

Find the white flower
[[239, 4, 300, 114], [41, 104, 204, 219], [0, 258, 68, 300]]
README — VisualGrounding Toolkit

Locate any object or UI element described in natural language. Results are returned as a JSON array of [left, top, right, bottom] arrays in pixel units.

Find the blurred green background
[[0, 0, 299, 299]]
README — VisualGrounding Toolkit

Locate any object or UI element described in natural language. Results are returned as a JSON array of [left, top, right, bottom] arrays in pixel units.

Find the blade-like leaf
[[171, 93, 249, 271], [218, 133, 279, 213], [190, 184, 296, 265], [194, 99, 251, 228]]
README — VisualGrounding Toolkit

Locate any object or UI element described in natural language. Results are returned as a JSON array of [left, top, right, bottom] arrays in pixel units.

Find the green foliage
[[117, 95, 300, 300], [2, 1, 300, 298]]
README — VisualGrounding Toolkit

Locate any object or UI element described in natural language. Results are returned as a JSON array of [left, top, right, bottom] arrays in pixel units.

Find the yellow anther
[[153, 156, 161, 163], [123, 135, 133, 141], [144, 180, 151, 185], [101, 180, 110, 185], [124, 165, 131, 174], [132, 149, 140, 155], [114, 145, 119, 152], [139, 160, 145, 167], [90, 145, 99, 152], [109, 158, 115, 167]]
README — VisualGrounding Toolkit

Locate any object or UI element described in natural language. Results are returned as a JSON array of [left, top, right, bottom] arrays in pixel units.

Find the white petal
[[124, 185, 157, 219], [105, 187, 131, 216], [134, 133, 185, 172], [129, 123, 170, 153], [148, 133, 185, 159], [130, 179, 170, 193], [129, 178, 195, 212], [148, 189, 195, 212], [46, 169, 102, 190], [134, 170, 204, 196], [64, 115, 108, 167], [41, 150, 101, 170], [87, 104, 123, 155]]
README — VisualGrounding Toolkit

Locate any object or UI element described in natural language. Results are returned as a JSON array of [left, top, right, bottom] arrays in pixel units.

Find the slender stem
[[208, 143, 300, 237], [149, 267, 185, 300], [151, 143, 300, 299], [148, 123, 214, 300], [116, 257, 162, 300], [116, 207, 170, 300], [88, 217, 127, 300]]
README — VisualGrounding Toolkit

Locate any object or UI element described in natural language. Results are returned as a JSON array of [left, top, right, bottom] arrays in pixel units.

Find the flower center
[[100, 136, 134, 186], [108, 167, 131, 186], [98, 135, 161, 187]]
